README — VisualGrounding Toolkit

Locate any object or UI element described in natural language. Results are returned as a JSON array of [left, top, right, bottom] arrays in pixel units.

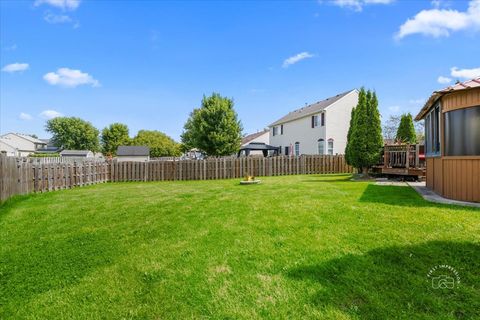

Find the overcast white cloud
[[43, 68, 100, 88], [2, 63, 29, 73], [331, 0, 394, 12], [396, 0, 480, 39], [40, 110, 63, 120], [450, 66, 480, 79], [282, 52, 315, 68], [19, 113, 33, 121], [437, 76, 452, 84], [44, 12, 72, 24], [34, 0, 80, 11]]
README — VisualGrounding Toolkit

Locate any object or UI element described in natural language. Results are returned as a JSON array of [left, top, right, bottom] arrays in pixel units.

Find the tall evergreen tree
[[396, 113, 417, 144], [345, 106, 356, 166], [348, 88, 383, 174]]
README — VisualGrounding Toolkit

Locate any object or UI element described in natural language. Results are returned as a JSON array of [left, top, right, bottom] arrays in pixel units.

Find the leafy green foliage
[[132, 130, 181, 157], [29, 153, 60, 158], [345, 107, 356, 165], [396, 113, 417, 144], [1, 175, 479, 318], [181, 93, 242, 156], [45, 117, 100, 152], [347, 88, 383, 173], [101, 123, 131, 155]]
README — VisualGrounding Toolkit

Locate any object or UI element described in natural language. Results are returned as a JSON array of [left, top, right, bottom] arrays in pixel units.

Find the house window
[[321, 113, 325, 126], [425, 103, 441, 156], [280, 124, 284, 135], [444, 105, 480, 156], [327, 139, 334, 155], [311, 115, 319, 128], [318, 139, 325, 155], [285, 146, 289, 156], [294, 142, 300, 156], [272, 126, 278, 136]]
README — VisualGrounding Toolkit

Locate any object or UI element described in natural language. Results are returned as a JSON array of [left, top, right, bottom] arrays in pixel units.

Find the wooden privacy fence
[[0, 156, 109, 202], [111, 155, 353, 182], [1, 155, 353, 202]]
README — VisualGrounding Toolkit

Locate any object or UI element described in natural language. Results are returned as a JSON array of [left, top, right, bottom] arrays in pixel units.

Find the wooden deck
[[375, 144, 425, 177]]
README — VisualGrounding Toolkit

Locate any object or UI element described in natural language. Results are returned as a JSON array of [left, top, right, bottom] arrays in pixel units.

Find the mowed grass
[[1, 174, 479, 319]]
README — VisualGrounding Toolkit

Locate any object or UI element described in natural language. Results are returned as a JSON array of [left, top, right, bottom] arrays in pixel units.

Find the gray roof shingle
[[269, 89, 356, 126], [117, 146, 150, 156]]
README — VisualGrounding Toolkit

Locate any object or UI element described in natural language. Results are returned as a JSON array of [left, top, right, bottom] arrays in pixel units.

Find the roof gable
[[269, 89, 356, 126]]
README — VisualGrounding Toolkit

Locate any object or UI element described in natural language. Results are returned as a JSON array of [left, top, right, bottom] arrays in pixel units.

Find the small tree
[[181, 93, 243, 156], [382, 114, 401, 141], [101, 123, 131, 155], [132, 130, 181, 157], [345, 107, 356, 166], [46, 117, 100, 151], [348, 88, 383, 174], [396, 113, 417, 144]]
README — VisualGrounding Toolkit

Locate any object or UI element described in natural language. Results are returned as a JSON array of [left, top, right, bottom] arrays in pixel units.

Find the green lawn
[[1, 174, 479, 319]]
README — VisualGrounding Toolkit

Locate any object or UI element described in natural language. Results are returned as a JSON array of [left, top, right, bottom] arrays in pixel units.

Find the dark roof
[[239, 142, 279, 151], [241, 129, 269, 145], [269, 89, 356, 126], [117, 146, 150, 156], [415, 77, 480, 121], [60, 150, 92, 156]]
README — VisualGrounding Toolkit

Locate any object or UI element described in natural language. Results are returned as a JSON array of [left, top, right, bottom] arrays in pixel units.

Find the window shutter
[[321, 113, 325, 126], [311, 116, 314, 128], [281, 125, 283, 135]]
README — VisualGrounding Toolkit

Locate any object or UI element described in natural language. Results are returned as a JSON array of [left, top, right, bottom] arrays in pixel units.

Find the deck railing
[[382, 144, 425, 169]]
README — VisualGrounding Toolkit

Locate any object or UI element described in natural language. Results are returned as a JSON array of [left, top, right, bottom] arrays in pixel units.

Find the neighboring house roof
[[269, 89, 356, 126], [36, 146, 62, 153], [117, 146, 150, 156], [241, 129, 269, 145], [60, 150, 92, 156], [7, 133, 47, 145], [415, 77, 480, 121]]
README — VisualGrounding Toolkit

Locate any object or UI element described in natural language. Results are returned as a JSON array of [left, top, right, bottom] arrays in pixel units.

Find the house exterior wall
[[117, 155, 150, 162], [0, 133, 39, 155], [269, 90, 358, 155], [0, 141, 18, 156]]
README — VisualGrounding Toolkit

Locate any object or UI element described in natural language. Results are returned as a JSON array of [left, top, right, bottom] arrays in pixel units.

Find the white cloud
[[437, 76, 452, 84], [19, 113, 33, 121], [43, 68, 100, 88], [450, 66, 480, 79], [396, 0, 480, 39], [34, 0, 80, 11], [331, 0, 394, 12], [282, 52, 315, 68], [409, 98, 425, 104], [40, 110, 63, 119], [2, 63, 29, 73], [44, 12, 72, 24]]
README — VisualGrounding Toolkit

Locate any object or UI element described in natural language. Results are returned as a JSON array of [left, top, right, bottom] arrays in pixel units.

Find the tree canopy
[[45, 117, 100, 151], [181, 93, 243, 156], [101, 123, 131, 155], [345, 88, 383, 174], [396, 113, 417, 144], [132, 130, 181, 157]]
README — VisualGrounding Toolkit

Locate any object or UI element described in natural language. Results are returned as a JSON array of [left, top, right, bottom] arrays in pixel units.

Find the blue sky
[[1, 0, 479, 140]]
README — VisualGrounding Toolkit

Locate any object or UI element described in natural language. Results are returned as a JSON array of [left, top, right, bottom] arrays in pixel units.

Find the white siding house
[[269, 89, 358, 155], [0, 133, 47, 157]]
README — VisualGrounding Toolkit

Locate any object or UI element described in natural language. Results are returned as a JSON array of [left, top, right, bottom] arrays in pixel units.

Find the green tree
[[132, 130, 181, 157], [181, 93, 243, 156], [101, 123, 131, 155], [396, 113, 417, 144], [45, 117, 100, 151], [348, 88, 383, 174], [345, 107, 356, 166]]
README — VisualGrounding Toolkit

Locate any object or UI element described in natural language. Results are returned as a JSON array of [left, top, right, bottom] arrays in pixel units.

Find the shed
[[415, 77, 480, 202], [238, 142, 279, 157], [116, 146, 150, 162], [60, 150, 94, 158]]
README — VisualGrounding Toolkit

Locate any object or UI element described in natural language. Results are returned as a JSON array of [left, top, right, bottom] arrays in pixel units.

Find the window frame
[[425, 102, 441, 157], [327, 138, 334, 155], [318, 139, 325, 155], [294, 142, 300, 156]]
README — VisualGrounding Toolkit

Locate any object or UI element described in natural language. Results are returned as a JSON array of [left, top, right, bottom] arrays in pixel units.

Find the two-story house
[[0, 133, 47, 157], [269, 89, 358, 155]]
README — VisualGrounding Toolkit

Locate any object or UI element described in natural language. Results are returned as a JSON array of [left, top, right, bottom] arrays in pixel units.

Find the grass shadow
[[358, 184, 479, 210], [301, 174, 353, 183], [286, 241, 480, 319]]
